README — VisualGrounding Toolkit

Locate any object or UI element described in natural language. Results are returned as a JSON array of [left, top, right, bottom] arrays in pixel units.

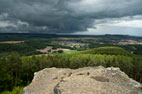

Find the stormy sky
[[0, 0, 142, 36]]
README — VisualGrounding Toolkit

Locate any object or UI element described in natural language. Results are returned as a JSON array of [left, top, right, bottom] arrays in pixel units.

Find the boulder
[[23, 66, 142, 94]]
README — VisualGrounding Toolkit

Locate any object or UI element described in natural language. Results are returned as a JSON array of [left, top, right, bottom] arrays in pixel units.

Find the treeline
[[0, 50, 142, 93], [0, 42, 42, 56], [81, 47, 132, 56], [89, 43, 142, 55], [119, 45, 142, 55]]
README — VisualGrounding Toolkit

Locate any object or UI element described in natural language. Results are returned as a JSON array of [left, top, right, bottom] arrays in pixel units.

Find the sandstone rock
[[23, 66, 142, 94]]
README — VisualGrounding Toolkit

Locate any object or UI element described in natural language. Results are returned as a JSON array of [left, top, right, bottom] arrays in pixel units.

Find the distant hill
[[0, 33, 142, 42], [81, 47, 132, 56], [96, 34, 142, 40], [0, 33, 58, 41]]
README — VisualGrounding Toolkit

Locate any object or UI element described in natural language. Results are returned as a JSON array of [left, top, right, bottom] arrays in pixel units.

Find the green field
[[63, 50, 77, 54], [53, 50, 77, 54]]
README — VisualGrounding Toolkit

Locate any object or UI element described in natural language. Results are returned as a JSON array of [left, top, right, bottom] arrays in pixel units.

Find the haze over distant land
[[0, 0, 142, 36]]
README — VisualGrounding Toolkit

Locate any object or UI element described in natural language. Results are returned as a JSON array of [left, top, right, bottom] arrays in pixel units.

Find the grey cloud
[[0, 0, 142, 33]]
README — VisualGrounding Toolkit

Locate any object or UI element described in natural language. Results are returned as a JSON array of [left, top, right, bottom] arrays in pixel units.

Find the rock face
[[23, 66, 142, 94]]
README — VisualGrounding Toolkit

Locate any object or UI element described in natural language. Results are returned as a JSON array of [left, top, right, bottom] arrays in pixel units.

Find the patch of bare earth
[[0, 41, 24, 44]]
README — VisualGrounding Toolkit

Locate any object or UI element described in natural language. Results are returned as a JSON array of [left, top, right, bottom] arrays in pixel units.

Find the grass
[[0, 87, 23, 94]]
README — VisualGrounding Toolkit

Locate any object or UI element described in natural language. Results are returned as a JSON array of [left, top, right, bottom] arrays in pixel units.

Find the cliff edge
[[23, 66, 142, 94]]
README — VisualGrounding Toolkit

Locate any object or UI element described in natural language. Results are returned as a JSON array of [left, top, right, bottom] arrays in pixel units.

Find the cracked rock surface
[[23, 66, 142, 94]]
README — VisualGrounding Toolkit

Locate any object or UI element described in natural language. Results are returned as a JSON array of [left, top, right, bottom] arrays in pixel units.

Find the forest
[[0, 40, 71, 57], [0, 34, 142, 93], [0, 47, 142, 94]]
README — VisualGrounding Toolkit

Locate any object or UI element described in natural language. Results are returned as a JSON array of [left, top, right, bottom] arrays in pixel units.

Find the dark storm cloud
[[0, 0, 142, 33]]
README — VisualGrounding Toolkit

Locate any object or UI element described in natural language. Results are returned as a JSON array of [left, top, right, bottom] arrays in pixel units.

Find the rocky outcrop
[[23, 66, 142, 94]]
